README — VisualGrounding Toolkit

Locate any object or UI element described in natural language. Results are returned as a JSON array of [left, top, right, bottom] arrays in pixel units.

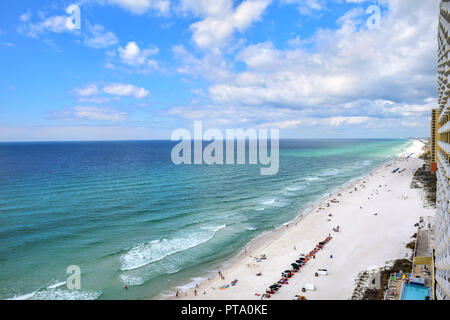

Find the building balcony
[[438, 121, 450, 134], [438, 140, 450, 155]]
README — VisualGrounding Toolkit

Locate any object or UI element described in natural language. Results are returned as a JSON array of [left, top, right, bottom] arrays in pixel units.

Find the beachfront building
[[431, 109, 439, 172], [434, 0, 450, 300]]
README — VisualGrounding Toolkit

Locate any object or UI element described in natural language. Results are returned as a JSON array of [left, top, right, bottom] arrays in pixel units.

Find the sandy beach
[[169, 139, 434, 300]]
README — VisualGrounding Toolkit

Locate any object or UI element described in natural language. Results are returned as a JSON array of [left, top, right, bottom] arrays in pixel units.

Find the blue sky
[[0, 0, 440, 141]]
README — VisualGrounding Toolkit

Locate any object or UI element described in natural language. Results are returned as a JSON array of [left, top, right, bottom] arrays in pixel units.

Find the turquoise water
[[402, 284, 430, 300], [0, 139, 411, 300]]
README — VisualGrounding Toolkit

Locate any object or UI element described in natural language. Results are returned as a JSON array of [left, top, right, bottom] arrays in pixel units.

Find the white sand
[[171, 140, 434, 300]]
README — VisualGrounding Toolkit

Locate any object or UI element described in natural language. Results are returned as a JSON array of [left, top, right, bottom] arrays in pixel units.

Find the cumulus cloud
[[18, 8, 118, 49], [103, 0, 170, 15], [173, 0, 437, 134], [74, 83, 150, 99], [181, 0, 271, 51], [327, 116, 370, 127], [18, 14, 74, 37], [103, 83, 150, 98], [118, 41, 159, 69], [280, 0, 327, 16], [83, 24, 118, 48], [74, 84, 100, 97], [173, 45, 231, 81]]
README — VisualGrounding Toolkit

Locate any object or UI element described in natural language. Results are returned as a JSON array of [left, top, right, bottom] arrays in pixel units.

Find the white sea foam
[[319, 169, 341, 176], [176, 277, 206, 292], [120, 226, 226, 271], [306, 177, 319, 181], [46, 281, 66, 289], [354, 160, 373, 168], [120, 263, 182, 286], [201, 224, 226, 232], [286, 185, 305, 191], [8, 291, 38, 300], [120, 273, 145, 286], [262, 199, 276, 205], [246, 226, 257, 231], [8, 289, 101, 300]]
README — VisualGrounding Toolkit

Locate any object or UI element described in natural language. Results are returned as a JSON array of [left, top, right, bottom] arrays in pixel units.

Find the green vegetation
[[406, 241, 416, 250], [410, 161, 436, 208]]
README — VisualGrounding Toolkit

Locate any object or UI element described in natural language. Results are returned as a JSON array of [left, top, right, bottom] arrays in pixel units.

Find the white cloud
[[327, 116, 370, 127], [256, 120, 303, 128], [0, 126, 169, 141], [104, 0, 170, 15], [74, 84, 100, 97], [83, 24, 118, 48], [280, 0, 327, 16], [74, 83, 150, 99], [103, 83, 150, 98], [173, 45, 231, 81], [18, 10, 118, 50], [55, 106, 127, 122], [19, 14, 73, 37], [118, 41, 159, 68], [199, 0, 437, 120], [183, 0, 271, 51], [19, 11, 32, 22]]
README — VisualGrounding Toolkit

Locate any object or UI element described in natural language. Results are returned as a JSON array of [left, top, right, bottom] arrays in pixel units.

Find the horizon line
[[0, 137, 427, 144]]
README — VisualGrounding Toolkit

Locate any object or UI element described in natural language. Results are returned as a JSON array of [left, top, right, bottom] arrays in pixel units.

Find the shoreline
[[161, 139, 431, 300]]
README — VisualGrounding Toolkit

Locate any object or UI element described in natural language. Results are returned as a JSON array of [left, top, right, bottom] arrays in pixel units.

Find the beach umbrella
[[269, 284, 278, 289], [285, 270, 291, 273], [291, 263, 299, 269]]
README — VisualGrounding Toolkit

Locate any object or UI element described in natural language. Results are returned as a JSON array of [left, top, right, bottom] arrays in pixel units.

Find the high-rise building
[[431, 109, 439, 172], [434, 0, 450, 300]]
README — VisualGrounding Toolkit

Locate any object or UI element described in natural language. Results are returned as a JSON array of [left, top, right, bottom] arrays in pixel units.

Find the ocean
[[0, 139, 411, 300]]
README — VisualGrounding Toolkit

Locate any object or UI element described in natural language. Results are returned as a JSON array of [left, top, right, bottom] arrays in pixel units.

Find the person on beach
[[194, 290, 197, 296], [176, 291, 179, 297]]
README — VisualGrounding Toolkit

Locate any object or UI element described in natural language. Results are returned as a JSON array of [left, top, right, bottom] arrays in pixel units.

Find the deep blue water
[[0, 139, 411, 300]]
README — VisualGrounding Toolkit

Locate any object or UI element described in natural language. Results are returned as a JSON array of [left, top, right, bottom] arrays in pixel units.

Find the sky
[[0, 0, 441, 141]]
